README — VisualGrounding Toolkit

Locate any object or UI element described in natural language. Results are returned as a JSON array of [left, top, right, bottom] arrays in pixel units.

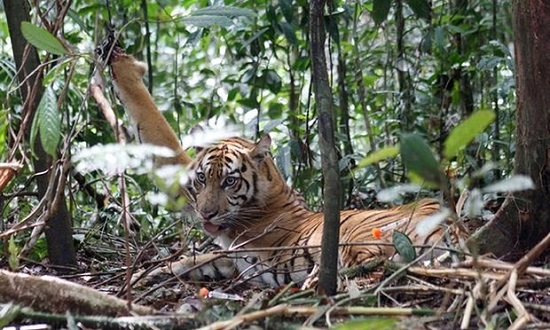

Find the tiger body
[[106, 49, 456, 287]]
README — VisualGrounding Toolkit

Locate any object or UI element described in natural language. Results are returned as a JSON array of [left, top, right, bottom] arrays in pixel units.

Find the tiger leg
[[134, 253, 236, 285], [107, 47, 191, 168]]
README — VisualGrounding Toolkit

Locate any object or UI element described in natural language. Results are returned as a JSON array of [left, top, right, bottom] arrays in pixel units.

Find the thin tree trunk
[[4, 0, 76, 269], [310, 0, 341, 295], [395, 0, 413, 131], [470, 0, 550, 257]]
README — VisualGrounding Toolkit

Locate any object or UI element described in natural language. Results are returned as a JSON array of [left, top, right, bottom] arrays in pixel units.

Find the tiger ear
[[250, 134, 272, 163]]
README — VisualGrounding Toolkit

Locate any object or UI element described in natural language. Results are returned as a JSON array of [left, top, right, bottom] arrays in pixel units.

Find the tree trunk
[[470, 0, 550, 257], [310, 0, 341, 295], [4, 0, 76, 269]]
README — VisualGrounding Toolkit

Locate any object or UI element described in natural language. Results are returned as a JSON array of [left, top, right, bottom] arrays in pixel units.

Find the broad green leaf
[[400, 134, 442, 186], [279, 0, 294, 23], [37, 87, 61, 157], [182, 16, 233, 28], [358, 146, 399, 168], [334, 317, 398, 330], [482, 175, 535, 193], [191, 6, 255, 18], [372, 0, 393, 25], [263, 69, 282, 94], [280, 21, 298, 45], [444, 110, 495, 159], [20, 22, 67, 56], [393, 230, 417, 262], [405, 0, 431, 20], [434, 26, 446, 51]]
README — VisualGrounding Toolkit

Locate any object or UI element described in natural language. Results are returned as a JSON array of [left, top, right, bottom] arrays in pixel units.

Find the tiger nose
[[200, 210, 218, 221]]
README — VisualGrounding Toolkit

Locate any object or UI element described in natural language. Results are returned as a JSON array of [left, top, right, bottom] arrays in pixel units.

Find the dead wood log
[[0, 270, 154, 317]]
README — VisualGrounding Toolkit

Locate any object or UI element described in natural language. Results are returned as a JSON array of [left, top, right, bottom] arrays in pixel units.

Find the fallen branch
[[0, 270, 154, 316], [196, 304, 437, 330], [1, 303, 195, 329]]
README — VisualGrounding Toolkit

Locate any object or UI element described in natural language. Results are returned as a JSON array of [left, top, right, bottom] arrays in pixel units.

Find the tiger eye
[[197, 172, 206, 183]]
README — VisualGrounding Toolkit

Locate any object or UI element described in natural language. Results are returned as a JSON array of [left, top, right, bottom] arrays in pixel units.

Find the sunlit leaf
[[444, 110, 495, 159], [0, 109, 7, 160], [416, 208, 451, 237], [37, 87, 61, 157], [182, 15, 233, 28], [276, 144, 292, 180], [471, 162, 497, 178], [400, 134, 442, 186], [377, 184, 422, 203], [358, 146, 399, 168], [482, 175, 535, 193], [8, 235, 20, 270], [191, 6, 255, 18], [393, 230, 417, 263], [405, 0, 431, 20], [463, 188, 484, 218], [73, 143, 175, 175], [334, 317, 398, 330], [0, 303, 20, 328], [371, 0, 393, 25], [20, 22, 67, 56]]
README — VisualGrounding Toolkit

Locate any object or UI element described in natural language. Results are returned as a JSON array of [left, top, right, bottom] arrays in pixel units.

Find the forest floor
[[3, 231, 550, 330]]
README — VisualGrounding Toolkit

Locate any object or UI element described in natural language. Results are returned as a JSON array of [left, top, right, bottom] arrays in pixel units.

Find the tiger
[[100, 42, 462, 288]]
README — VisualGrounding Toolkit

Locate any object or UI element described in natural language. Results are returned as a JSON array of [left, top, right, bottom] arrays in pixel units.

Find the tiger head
[[187, 135, 277, 237]]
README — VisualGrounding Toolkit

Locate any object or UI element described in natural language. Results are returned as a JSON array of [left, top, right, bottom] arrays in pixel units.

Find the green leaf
[[392, 230, 416, 263], [20, 22, 67, 56], [29, 101, 41, 157], [358, 146, 399, 168], [400, 134, 441, 186], [371, 0, 393, 25], [37, 87, 61, 157], [191, 6, 255, 18], [263, 69, 282, 94], [334, 317, 398, 330], [182, 15, 234, 28], [0, 109, 7, 160], [405, 0, 431, 20], [0, 303, 20, 328], [443, 110, 495, 159], [8, 235, 20, 270], [279, 0, 294, 23], [280, 22, 298, 45]]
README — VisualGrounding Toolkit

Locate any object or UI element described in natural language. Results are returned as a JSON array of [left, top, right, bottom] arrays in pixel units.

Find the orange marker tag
[[372, 227, 382, 239]]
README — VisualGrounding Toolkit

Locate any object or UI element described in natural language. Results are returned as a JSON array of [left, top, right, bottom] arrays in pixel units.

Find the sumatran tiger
[[98, 42, 462, 288]]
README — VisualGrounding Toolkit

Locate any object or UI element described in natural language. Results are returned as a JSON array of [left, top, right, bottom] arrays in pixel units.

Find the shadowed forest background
[[1, 0, 549, 329]]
